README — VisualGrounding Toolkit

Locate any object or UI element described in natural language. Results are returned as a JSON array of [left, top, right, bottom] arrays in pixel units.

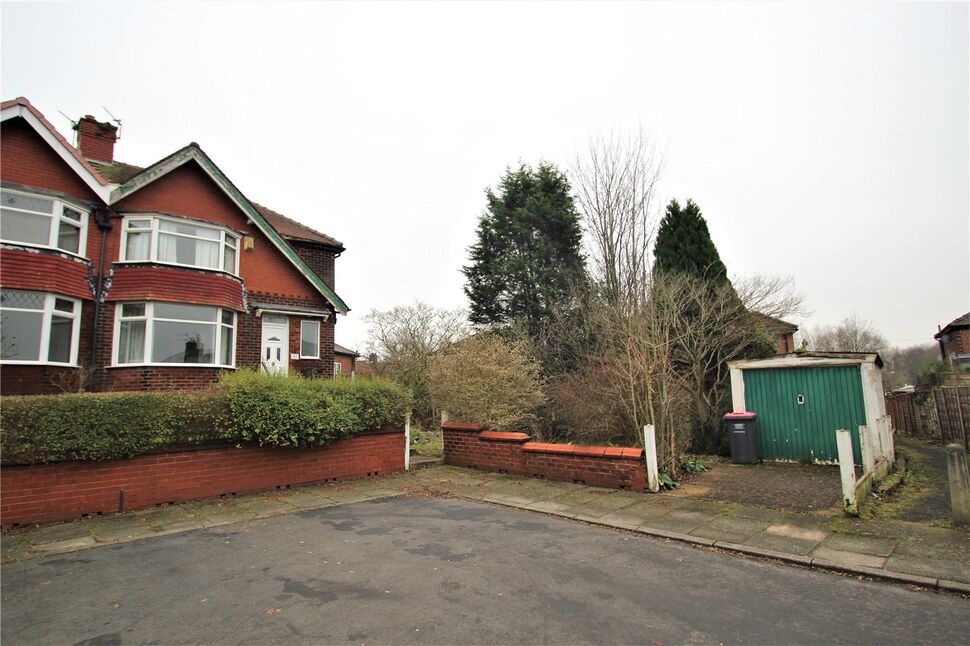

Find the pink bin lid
[[724, 412, 756, 420]]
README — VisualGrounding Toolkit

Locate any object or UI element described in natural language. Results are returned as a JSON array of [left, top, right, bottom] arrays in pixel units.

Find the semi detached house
[[0, 97, 349, 395]]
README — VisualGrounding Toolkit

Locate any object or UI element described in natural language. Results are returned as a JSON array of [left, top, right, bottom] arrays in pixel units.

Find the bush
[[428, 333, 545, 431], [217, 370, 411, 448], [0, 391, 224, 465], [0, 371, 412, 465]]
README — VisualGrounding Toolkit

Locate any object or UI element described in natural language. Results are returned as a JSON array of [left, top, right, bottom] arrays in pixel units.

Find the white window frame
[[334, 362, 342, 375], [0, 290, 81, 366], [0, 188, 89, 258], [300, 320, 320, 359], [119, 215, 240, 275], [111, 301, 237, 368]]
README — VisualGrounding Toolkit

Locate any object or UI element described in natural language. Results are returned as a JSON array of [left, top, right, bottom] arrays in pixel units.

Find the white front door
[[261, 316, 288, 374]]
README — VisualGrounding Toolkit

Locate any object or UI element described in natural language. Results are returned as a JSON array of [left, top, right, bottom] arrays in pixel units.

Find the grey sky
[[3, 1, 967, 351]]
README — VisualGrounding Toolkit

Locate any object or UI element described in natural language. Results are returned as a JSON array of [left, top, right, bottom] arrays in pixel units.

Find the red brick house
[[333, 343, 359, 376], [935, 312, 970, 372], [750, 312, 799, 355], [0, 97, 349, 395]]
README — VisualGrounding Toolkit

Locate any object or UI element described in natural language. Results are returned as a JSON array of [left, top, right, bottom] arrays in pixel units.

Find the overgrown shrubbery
[[217, 370, 411, 448], [428, 333, 545, 432], [0, 370, 411, 465]]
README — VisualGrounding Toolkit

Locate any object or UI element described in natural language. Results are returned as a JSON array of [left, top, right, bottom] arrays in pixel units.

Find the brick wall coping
[[479, 431, 530, 443], [522, 442, 644, 460], [441, 422, 484, 431]]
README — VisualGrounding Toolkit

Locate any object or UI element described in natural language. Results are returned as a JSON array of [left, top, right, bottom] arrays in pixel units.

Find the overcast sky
[[3, 1, 967, 351]]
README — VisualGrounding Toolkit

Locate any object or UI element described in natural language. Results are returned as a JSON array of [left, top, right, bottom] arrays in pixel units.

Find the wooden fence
[[886, 386, 969, 449]]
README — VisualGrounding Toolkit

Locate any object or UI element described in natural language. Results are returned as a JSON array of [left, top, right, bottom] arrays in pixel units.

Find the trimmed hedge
[[0, 371, 412, 465]]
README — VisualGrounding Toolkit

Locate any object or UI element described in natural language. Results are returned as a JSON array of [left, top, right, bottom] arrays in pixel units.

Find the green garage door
[[742, 366, 866, 464]]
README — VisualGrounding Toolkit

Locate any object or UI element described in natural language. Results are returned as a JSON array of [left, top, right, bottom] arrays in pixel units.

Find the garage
[[728, 353, 886, 464]]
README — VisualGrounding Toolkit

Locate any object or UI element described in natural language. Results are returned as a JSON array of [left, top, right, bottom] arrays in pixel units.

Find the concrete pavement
[[3, 464, 969, 593]]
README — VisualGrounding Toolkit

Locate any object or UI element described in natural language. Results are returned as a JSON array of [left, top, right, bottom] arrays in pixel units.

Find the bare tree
[[806, 314, 888, 353], [734, 274, 806, 321], [572, 129, 664, 309], [363, 301, 468, 422]]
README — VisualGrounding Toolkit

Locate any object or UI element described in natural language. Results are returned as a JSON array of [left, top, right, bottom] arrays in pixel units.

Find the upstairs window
[[122, 216, 239, 274], [0, 289, 80, 364], [0, 189, 88, 255]]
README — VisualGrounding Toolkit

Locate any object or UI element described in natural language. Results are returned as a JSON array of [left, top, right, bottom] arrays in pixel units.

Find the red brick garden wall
[[0, 428, 404, 528], [442, 422, 647, 492]]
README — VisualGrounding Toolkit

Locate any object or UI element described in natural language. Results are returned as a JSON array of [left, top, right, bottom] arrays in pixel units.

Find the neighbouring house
[[934, 312, 970, 372], [0, 97, 349, 395], [333, 343, 359, 377], [750, 312, 799, 355]]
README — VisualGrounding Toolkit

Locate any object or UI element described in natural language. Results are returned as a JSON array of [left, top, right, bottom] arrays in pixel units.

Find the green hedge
[[0, 371, 412, 465]]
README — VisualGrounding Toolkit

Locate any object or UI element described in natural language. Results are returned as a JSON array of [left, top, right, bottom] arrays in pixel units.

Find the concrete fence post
[[946, 444, 970, 527], [404, 413, 411, 471], [440, 410, 450, 426], [836, 429, 858, 513], [643, 425, 660, 493], [859, 425, 876, 475], [883, 416, 896, 464]]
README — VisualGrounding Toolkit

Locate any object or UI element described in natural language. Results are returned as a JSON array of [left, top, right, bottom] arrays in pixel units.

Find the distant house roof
[[750, 312, 799, 335], [935, 312, 970, 339], [334, 343, 359, 358]]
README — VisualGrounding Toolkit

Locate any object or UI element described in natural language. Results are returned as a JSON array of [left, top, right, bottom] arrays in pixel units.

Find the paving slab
[[32, 536, 96, 553], [689, 516, 771, 543], [764, 522, 830, 543], [85, 517, 157, 543], [819, 533, 896, 557], [744, 531, 822, 556], [810, 546, 887, 569], [639, 510, 718, 534], [883, 554, 963, 583], [1, 534, 30, 563], [23, 521, 90, 546]]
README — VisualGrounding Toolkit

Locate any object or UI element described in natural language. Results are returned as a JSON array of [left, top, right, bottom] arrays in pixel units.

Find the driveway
[[2, 496, 966, 645]]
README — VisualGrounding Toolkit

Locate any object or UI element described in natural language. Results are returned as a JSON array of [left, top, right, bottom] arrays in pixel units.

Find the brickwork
[[0, 428, 405, 527], [107, 265, 245, 311], [0, 119, 100, 203], [0, 248, 94, 299], [442, 422, 647, 492], [291, 241, 336, 290], [75, 116, 118, 163]]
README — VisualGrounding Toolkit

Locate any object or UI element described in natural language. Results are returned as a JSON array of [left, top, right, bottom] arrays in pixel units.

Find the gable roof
[[334, 343, 359, 357], [254, 204, 344, 250], [2, 97, 349, 314], [111, 144, 349, 314], [749, 311, 799, 335], [0, 97, 112, 201], [935, 312, 970, 339]]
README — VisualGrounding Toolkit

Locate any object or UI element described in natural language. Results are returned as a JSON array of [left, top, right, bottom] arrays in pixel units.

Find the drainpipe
[[89, 206, 114, 389]]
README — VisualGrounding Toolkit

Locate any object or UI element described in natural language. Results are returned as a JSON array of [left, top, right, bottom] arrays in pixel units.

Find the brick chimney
[[74, 115, 118, 162]]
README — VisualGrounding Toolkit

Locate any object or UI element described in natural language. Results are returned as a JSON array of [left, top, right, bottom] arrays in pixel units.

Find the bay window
[[0, 289, 80, 364], [0, 189, 88, 255], [115, 302, 236, 367], [121, 216, 239, 274]]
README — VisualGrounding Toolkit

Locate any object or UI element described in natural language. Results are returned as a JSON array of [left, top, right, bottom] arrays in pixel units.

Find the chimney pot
[[74, 115, 118, 163]]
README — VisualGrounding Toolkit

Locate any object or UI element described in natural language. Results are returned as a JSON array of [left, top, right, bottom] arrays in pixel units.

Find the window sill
[[298, 355, 321, 360], [0, 360, 78, 367], [0, 241, 89, 262], [107, 363, 237, 370], [113, 260, 240, 279]]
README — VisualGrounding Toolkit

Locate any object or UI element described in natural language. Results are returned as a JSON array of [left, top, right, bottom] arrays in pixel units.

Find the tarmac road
[[1, 496, 967, 645]]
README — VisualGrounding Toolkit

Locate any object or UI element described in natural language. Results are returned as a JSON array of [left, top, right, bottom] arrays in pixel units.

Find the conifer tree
[[653, 198, 728, 285], [463, 163, 586, 338]]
